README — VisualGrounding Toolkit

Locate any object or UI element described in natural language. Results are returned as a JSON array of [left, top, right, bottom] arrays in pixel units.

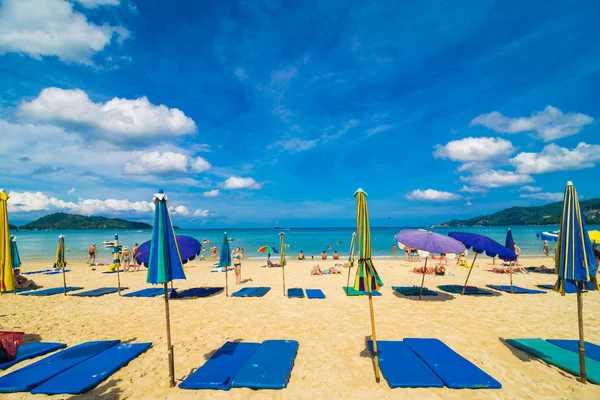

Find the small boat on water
[[202, 239, 211, 244], [274, 220, 280, 229], [227, 237, 233, 242]]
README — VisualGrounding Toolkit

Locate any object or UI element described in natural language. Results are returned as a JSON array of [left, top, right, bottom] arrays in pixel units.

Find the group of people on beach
[[296, 250, 340, 260], [86, 242, 141, 272]]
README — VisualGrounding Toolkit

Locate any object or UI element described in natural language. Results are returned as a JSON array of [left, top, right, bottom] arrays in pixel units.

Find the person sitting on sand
[[266, 259, 281, 268], [13, 269, 40, 289], [434, 263, 446, 275], [534, 264, 554, 272], [456, 252, 468, 266], [404, 245, 410, 261], [333, 251, 339, 260], [413, 266, 433, 274], [311, 265, 323, 275], [298, 250, 305, 260], [321, 251, 328, 260]]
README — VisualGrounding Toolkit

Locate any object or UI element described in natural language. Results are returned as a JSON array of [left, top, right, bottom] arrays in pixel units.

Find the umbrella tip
[[566, 181, 573, 186], [158, 189, 164, 193], [354, 188, 367, 196]]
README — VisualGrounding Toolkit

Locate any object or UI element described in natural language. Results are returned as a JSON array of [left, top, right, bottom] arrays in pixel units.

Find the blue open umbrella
[[505, 229, 517, 293], [137, 235, 201, 267], [554, 181, 599, 384], [219, 232, 231, 296], [146, 190, 186, 388], [9, 236, 21, 269], [448, 232, 516, 295]]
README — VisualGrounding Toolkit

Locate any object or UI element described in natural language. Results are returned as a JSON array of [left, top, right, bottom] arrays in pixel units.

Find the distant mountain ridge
[[441, 198, 600, 226], [18, 213, 152, 230]]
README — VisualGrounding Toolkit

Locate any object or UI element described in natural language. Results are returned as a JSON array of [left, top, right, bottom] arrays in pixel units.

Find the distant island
[[16, 213, 152, 230], [9, 223, 17, 230], [441, 198, 600, 227]]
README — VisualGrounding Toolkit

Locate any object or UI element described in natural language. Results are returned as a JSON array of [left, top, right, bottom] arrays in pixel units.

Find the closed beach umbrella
[[146, 190, 186, 388], [448, 232, 515, 295], [553, 181, 599, 384], [10, 236, 21, 269], [505, 229, 517, 293], [0, 190, 14, 293], [108, 233, 123, 295], [137, 235, 201, 267], [345, 232, 356, 296], [53, 235, 68, 296], [280, 232, 286, 296], [394, 230, 466, 299], [219, 232, 231, 296], [353, 188, 383, 382]]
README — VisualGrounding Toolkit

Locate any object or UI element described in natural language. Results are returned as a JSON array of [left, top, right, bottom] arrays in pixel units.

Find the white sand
[[1, 256, 600, 399]]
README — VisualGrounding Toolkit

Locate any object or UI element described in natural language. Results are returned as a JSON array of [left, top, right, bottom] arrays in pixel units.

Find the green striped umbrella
[[53, 235, 68, 296], [345, 232, 356, 295], [280, 232, 286, 295], [219, 232, 231, 296], [353, 188, 382, 383]]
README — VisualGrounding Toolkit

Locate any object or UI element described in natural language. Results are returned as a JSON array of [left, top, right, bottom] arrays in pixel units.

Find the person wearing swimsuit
[[87, 244, 96, 265], [232, 247, 243, 285]]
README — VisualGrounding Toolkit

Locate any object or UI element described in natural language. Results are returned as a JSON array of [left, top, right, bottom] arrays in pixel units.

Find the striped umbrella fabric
[[345, 233, 356, 295], [353, 189, 383, 292], [53, 235, 68, 295], [0, 190, 14, 293], [219, 232, 231, 296], [10, 236, 21, 269]]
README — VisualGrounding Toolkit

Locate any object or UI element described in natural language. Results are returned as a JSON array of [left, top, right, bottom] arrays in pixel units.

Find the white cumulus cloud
[[461, 170, 534, 188], [459, 185, 489, 194], [7, 191, 77, 212], [124, 152, 211, 175], [221, 177, 262, 190], [203, 190, 220, 198], [192, 209, 209, 217], [0, 0, 129, 65], [405, 189, 461, 201], [75, 0, 120, 7], [470, 105, 593, 142], [68, 187, 76, 194], [519, 185, 542, 193], [433, 137, 515, 164], [19, 87, 197, 139], [520, 192, 563, 202], [510, 143, 600, 174]]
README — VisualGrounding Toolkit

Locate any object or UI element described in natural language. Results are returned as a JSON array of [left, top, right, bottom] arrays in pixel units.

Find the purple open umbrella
[[395, 230, 466, 299], [137, 235, 201, 267]]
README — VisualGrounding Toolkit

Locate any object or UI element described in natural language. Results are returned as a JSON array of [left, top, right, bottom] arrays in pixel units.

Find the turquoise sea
[[11, 225, 594, 263]]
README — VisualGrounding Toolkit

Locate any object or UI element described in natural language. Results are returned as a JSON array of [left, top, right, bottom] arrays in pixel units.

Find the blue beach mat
[[179, 342, 261, 390], [403, 338, 502, 389], [0, 340, 120, 393], [367, 340, 443, 388], [101, 270, 123, 274], [287, 288, 304, 298], [507, 338, 600, 384], [72, 287, 127, 297], [437, 285, 495, 296], [20, 287, 83, 296], [22, 270, 51, 275], [392, 286, 438, 296], [305, 289, 325, 299], [547, 339, 600, 362], [537, 282, 595, 293], [31, 342, 151, 395], [123, 288, 175, 298], [0, 342, 67, 370], [342, 286, 382, 296], [170, 287, 223, 299], [231, 287, 271, 298], [231, 340, 299, 389], [487, 285, 546, 294], [44, 270, 71, 275], [15, 287, 40, 293]]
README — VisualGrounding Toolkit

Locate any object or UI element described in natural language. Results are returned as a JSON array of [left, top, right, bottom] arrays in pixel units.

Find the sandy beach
[[1, 255, 599, 400]]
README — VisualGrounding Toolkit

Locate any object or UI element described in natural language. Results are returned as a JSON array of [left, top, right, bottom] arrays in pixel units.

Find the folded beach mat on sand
[[437, 285, 495, 296], [44, 270, 71, 275], [487, 285, 546, 294], [231, 340, 299, 389], [171, 287, 223, 299], [342, 286, 381, 296], [546, 339, 600, 362], [31, 342, 151, 395], [20, 287, 83, 296], [403, 338, 501, 389], [0, 342, 67, 370], [367, 340, 443, 388], [232, 287, 271, 297], [506, 338, 600, 384], [392, 286, 438, 296], [0, 340, 120, 393], [287, 288, 304, 298], [305, 289, 325, 299], [179, 342, 261, 390], [72, 287, 128, 297]]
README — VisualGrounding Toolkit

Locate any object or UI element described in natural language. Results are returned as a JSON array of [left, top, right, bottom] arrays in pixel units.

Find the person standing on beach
[[87, 244, 96, 265], [132, 243, 140, 271], [514, 242, 521, 265], [211, 245, 218, 260], [121, 246, 131, 272], [543, 240, 551, 257], [232, 247, 243, 285]]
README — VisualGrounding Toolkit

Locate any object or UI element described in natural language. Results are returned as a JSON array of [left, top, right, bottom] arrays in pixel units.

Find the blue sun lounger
[[20, 287, 83, 296], [44, 270, 71, 275], [305, 289, 325, 299], [179, 342, 261, 390], [287, 288, 304, 298], [0, 342, 67, 370], [231, 340, 298, 389], [392, 286, 438, 296], [170, 287, 223, 299], [367, 340, 443, 388], [122, 288, 175, 297], [31, 342, 151, 395], [232, 287, 271, 297], [72, 287, 127, 297], [0, 340, 120, 393], [487, 285, 546, 294], [101, 270, 123, 274], [403, 338, 501, 389], [22, 270, 51, 275], [437, 285, 495, 296], [546, 339, 600, 362]]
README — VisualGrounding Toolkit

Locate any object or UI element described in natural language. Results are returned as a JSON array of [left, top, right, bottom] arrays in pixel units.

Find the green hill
[[9, 223, 18, 230], [442, 198, 600, 226], [20, 213, 152, 230]]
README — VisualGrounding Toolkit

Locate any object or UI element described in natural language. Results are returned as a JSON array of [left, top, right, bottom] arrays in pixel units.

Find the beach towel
[[0, 340, 120, 393], [0, 332, 24, 362], [231, 340, 298, 389], [367, 340, 443, 388], [170, 287, 223, 299], [437, 285, 495, 296], [19, 287, 84, 296], [404, 338, 501, 389], [72, 287, 127, 297], [31, 342, 151, 395], [392, 286, 438, 296], [342, 286, 381, 296], [232, 287, 271, 297], [287, 288, 304, 298], [305, 289, 325, 299], [486, 285, 546, 294], [506, 338, 600, 384], [179, 342, 261, 390], [546, 339, 600, 362], [0, 342, 67, 370]]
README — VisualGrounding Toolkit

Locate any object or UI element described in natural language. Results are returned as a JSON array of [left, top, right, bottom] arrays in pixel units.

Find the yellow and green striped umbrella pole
[[280, 232, 286, 296], [0, 190, 14, 294], [345, 232, 356, 295]]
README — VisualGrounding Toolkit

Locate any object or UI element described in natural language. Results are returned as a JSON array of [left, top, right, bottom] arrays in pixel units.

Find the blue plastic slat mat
[[170, 287, 223, 299], [101, 270, 124, 274], [20, 287, 84, 296], [287, 288, 304, 298], [22, 270, 51, 275], [231, 287, 256, 297], [437, 285, 495, 295], [0, 340, 120, 393], [487, 285, 546, 294], [248, 287, 271, 297], [122, 288, 162, 298], [392, 286, 438, 296], [547, 339, 600, 362], [32, 342, 152, 395], [404, 338, 501, 389], [367, 340, 443, 388], [0, 343, 67, 370], [305, 289, 325, 299], [231, 340, 299, 389], [179, 342, 261, 390], [44, 270, 71, 275], [72, 287, 128, 297]]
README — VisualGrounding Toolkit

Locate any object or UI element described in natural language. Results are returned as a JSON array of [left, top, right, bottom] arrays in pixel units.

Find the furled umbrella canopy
[[280, 232, 287, 295], [0, 190, 14, 293], [505, 229, 517, 293], [53, 235, 68, 295], [219, 233, 231, 296], [10, 236, 21, 269]]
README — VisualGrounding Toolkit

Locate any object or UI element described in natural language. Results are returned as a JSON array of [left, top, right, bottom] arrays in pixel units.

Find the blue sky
[[1, 0, 599, 228]]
